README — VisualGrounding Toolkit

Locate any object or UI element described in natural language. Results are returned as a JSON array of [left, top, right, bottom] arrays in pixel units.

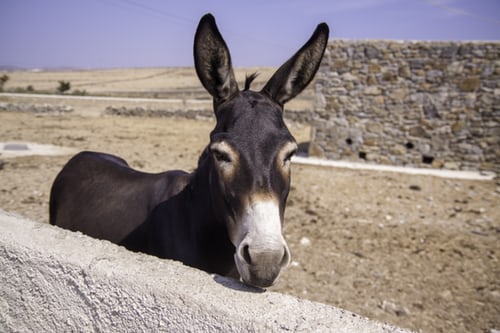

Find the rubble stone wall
[[312, 40, 499, 174]]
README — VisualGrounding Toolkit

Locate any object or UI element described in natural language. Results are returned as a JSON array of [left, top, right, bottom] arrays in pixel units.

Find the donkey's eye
[[283, 150, 296, 166], [213, 150, 231, 163], [210, 141, 236, 167]]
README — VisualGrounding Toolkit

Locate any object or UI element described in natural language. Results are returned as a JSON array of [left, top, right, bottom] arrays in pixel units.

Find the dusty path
[[0, 110, 499, 333]]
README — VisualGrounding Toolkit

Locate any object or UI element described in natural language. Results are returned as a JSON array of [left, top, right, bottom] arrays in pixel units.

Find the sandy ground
[[0, 108, 499, 333], [1, 67, 499, 333]]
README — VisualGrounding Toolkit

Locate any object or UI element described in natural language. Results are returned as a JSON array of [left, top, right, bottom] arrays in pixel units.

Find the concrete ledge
[[0, 210, 412, 332], [292, 156, 497, 180]]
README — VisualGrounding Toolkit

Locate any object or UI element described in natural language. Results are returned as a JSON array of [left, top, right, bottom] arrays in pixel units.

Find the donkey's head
[[194, 14, 329, 288]]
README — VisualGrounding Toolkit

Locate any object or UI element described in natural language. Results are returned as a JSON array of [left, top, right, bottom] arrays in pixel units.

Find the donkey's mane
[[244, 72, 259, 91]]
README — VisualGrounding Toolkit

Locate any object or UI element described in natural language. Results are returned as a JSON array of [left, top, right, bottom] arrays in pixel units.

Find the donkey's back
[[49, 151, 190, 244]]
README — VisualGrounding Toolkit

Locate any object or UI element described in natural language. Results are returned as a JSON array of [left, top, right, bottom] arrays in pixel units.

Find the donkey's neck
[[175, 156, 235, 274]]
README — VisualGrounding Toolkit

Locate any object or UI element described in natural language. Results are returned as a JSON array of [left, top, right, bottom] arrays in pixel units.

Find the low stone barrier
[[103, 105, 213, 119], [0, 210, 411, 332], [0, 102, 73, 114], [103, 105, 314, 123]]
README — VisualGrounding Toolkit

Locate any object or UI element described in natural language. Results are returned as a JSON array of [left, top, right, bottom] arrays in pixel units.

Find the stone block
[[398, 65, 412, 79], [368, 63, 381, 73], [366, 75, 378, 85], [460, 77, 480, 92], [409, 126, 431, 138], [365, 46, 380, 59], [390, 89, 409, 100], [389, 145, 407, 156], [308, 142, 325, 158], [366, 122, 383, 133], [364, 86, 381, 95], [451, 121, 466, 133], [443, 161, 460, 170]]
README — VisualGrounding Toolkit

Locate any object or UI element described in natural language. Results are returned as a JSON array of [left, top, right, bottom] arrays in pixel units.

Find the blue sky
[[0, 0, 499, 69]]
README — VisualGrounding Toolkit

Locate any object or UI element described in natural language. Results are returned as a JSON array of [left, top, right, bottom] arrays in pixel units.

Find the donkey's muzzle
[[231, 199, 291, 288], [235, 238, 291, 288]]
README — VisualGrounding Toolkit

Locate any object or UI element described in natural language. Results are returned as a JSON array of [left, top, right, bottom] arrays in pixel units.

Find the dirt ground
[[0, 109, 499, 333]]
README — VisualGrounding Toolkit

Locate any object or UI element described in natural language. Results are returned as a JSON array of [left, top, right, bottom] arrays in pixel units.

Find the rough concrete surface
[[0, 210, 412, 332]]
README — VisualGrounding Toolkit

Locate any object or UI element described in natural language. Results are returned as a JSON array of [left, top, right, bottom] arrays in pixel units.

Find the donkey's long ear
[[262, 23, 329, 106], [194, 14, 239, 105]]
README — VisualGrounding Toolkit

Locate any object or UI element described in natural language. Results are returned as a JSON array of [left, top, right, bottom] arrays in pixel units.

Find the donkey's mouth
[[235, 254, 284, 288]]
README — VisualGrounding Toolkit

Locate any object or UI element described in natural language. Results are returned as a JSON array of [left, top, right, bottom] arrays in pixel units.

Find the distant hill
[[0, 65, 88, 72], [0, 65, 26, 72]]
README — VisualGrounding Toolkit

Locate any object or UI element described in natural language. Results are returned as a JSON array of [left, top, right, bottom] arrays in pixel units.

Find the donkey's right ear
[[194, 14, 239, 106]]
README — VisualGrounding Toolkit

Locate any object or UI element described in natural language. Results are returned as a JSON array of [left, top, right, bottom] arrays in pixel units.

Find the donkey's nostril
[[280, 246, 291, 268], [242, 244, 252, 265]]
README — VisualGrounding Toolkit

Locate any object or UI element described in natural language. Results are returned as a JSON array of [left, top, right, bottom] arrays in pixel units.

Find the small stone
[[409, 126, 430, 138], [432, 159, 445, 168], [389, 145, 407, 156], [364, 86, 381, 95], [460, 77, 480, 92], [366, 122, 383, 133], [341, 73, 358, 81], [423, 103, 440, 119], [426, 70, 443, 83], [444, 162, 460, 170], [366, 75, 377, 85], [380, 300, 410, 316], [374, 96, 385, 105], [308, 142, 325, 158], [451, 121, 466, 133], [365, 46, 380, 59], [300, 237, 311, 247], [391, 88, 408, 100], [439, 289, 453, 300], [470, 208, 486, 215], [398, 65, 411, 78]]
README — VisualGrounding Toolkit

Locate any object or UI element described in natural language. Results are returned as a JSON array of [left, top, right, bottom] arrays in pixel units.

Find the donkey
[[50, 13, 329, 288]]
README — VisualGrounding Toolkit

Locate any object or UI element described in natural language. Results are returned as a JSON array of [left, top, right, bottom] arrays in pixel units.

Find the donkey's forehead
[[213, 91, 291, 136]]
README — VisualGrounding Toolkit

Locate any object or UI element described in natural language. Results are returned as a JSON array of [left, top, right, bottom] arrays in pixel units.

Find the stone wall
[[104, 105, 313, 123], [312, 40, 499, 174], [0, 102, 73, 114]]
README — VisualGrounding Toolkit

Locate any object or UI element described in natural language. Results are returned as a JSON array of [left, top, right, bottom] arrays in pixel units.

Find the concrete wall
[[0, 210, 412, 333], [312, 40, 500, 174]]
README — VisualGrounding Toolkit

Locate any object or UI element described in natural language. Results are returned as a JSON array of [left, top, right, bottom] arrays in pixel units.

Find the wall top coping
[[0, 209, 412, 332]]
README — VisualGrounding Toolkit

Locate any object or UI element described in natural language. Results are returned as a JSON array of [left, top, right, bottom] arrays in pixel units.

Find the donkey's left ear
[[262, 23, 329, 106]]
